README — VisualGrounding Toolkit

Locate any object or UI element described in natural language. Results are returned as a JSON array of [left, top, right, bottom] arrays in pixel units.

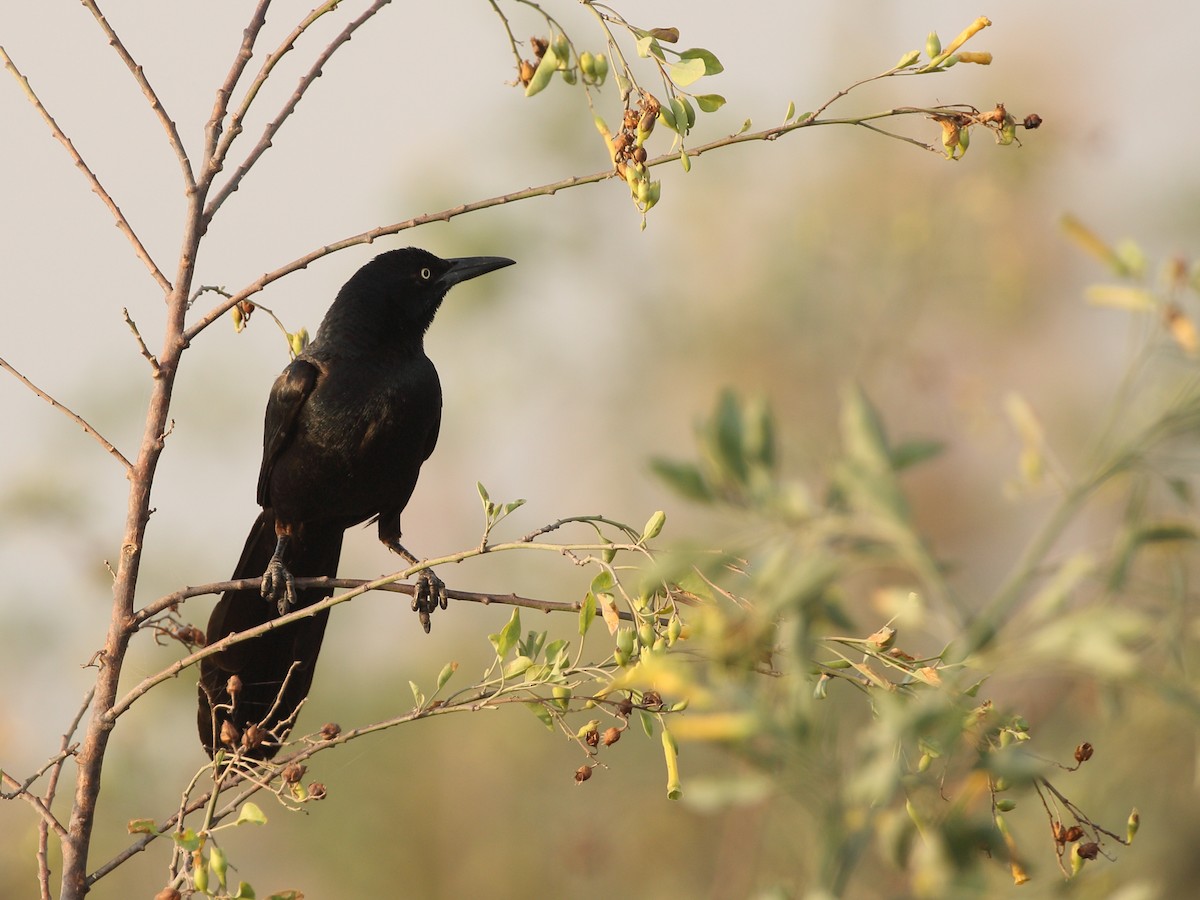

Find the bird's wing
[[256, 357, 321, 508]]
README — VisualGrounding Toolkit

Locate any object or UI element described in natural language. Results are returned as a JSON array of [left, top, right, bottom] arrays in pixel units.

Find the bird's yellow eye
[[420, 267, 432, 280]]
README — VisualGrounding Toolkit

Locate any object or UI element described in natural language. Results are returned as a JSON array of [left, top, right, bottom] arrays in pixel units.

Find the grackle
[[198, 247, 514, 757]]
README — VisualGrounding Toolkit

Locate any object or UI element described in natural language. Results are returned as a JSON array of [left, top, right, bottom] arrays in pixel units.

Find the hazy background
[[2, 2, 1199, 897]]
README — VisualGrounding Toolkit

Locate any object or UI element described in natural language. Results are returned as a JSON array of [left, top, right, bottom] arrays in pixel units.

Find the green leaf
[[680, 151, 692, 173], [590, 570, 615, 594], [890, 439, 945, 471], [678, 47, 724, 75], [737, 118, 752, 134], [127, 818, 156, 835], [235, 883, 258, 899], [476, 481, 490, 507], [236, 802, 267, 826], [658, 102, 678, 133], [896, 49, 921, 69], [649, 26, 680, 43], [490, 608, 521, 658], [503, 655, 534, 679], [524, 47, 560, 97], [172, 827, 202, 851], [639, 709, 656, 737], [670, 97, 690, 135], [695, 94, 726, 113], [783, 100, 796, 121], [436, 660, 457, 690], [409, 680, 424, 707], [526, 701, 555, 730], [669, 57, 707, 87], [544, 639, 569, 668], [650, 458, 711, 502], [579, 592, 597, 635], [636, 34, 663, 60]]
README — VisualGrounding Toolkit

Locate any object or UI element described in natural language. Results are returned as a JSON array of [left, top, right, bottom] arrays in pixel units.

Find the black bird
[[198, 247, 514, 757]]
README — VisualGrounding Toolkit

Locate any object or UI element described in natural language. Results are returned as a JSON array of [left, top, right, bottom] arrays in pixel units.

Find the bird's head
[[324, 247, 515, 341]]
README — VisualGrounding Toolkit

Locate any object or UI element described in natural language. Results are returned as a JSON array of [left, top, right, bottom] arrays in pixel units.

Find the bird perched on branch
[[198, 247, 515, 758]]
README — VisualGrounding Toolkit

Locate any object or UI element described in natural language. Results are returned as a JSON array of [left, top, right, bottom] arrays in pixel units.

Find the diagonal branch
[[184, 103, 964, 341], [203, 0, 393, 224], [0, 44, 171, 293], [0, 355, 132, 471], [202, 0, 273, 180], [79, 0, 195, 191]]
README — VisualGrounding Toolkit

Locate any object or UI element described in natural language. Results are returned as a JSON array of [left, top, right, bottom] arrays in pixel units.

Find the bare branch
[[121, 308, 160, 374], [79, 0, 195, 191], [0, 355, 132, 471], [0, 45, 171, 293], [203, 0, 272, 177], [203, 0, 394, 224]]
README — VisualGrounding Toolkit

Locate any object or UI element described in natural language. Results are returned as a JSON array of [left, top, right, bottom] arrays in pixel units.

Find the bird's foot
[[411, 568, 447, 634], [261, 558, 297, 616]]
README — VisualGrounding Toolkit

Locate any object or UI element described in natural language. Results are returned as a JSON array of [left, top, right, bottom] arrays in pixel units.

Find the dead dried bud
[[1063, 825, 1084, 843], [641, 690, 663, 709], [320, 722, 342, 740], [241, 723, 264, 752], [154, 889, 182, 900], [1074, 742, 1094, 764], [219, 719, 240, 748], [282, 763, 307, 784], [602, 727, 622, 747], [617, 696, 634, 718], [226, 675, 243, 698], [1076, 841, 1100, 860], [623, 108, 639, 130], [530, 36, 548, 59], [308, 782, 328, 801], [585, 729, 600, 748], [1023, 114, 1043, 129], [180, 626, 206, 647], [1052, 821, 1067, 844], [518, 60, 535, 86], [632, 146, 647, 164], [574, 765, 593, 784]]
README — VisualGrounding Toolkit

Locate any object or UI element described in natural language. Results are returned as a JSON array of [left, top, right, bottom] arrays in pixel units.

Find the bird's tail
[[198, 512, 343, 758]]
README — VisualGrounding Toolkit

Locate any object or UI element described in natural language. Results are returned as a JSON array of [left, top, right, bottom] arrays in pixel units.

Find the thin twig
[[0, 45, 171, 292], [203, 0, 272, 178], [122, 308, 160, 374], [0, 355, 132, 471], [34, 687, 95, 898], [203, 0, 394, 224], [79, 0, 194, 191]]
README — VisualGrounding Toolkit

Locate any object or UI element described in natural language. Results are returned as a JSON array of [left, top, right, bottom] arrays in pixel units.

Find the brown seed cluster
[[611, 94, 660, 180]]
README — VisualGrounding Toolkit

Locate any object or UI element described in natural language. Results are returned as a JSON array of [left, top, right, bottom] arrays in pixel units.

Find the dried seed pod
[[241, 723, 264, 752], [308, 782, 328, 801], [320, 722, 341, 740], [574, 765, 592, 784], [602, 727, 622, 747], [282, 763, 307, 784], [1074, 742, 1094, 764], [219, 719, 240, 748]]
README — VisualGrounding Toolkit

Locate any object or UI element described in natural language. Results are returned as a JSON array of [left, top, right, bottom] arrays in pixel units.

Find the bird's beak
[[437, 256, 516, 289]]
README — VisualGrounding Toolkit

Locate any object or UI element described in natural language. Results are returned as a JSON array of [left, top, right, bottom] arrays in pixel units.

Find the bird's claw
[[262, 559, 297, 615], [411, 568, 447, 634]]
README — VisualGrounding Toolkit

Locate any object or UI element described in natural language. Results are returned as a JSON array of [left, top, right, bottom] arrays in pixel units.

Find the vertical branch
[[202, 0, 272, 183]]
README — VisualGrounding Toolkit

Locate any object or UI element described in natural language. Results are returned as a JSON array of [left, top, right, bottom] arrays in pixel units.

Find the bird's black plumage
[[198, 247, 514, 758]]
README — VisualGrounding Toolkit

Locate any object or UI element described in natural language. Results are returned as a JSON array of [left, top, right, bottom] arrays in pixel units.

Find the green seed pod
[[641, 509, 666, 541], [638, 622, 655, 647], [643, 180, 661, 211], [562, 68, 577, 85], [636, 178, 651, 205], [593, 53, 609, 84], [614, 647, 629, 667], [579, 51, 596, 80], [192, 851, 207, 893], [995, 799, 1017, 812], [616, 627, 636, 656], [917, 752, 932, 773], [1127, 808, 1140, 843], [667, 617, 682, 645], [926, 31, 941, 59], [958, 126, 970, 151]]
